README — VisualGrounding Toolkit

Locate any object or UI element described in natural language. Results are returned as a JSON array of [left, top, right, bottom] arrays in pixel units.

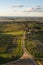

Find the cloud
[[12, 4, 24, 8], [24, 6, 43, 12]]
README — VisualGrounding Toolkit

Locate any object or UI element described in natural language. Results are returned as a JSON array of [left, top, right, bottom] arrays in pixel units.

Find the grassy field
[[0, 32, 23, 64], [3, 31, 24, 36], [0, 22, 24, 64]]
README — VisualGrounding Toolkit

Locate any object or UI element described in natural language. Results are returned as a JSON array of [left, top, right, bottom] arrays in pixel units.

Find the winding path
[[2, 33, 37, 65]]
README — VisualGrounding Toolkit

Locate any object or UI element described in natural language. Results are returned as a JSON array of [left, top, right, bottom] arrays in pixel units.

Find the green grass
[[0, 32, 23, 64], [3, 31, 24, 36], [0, 38, 23, 58]]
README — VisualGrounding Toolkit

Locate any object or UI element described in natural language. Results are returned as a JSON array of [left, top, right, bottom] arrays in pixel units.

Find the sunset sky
[[0, 0, 43, 16]]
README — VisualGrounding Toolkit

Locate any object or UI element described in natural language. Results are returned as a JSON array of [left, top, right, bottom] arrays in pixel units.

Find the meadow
[[0, 31, 23, 64]]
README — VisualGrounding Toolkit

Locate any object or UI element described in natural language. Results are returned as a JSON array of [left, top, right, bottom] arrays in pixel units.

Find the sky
[[0, 0, 43, 17]]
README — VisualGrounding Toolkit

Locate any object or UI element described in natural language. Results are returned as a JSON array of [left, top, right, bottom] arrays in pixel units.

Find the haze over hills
[[0, 17, 43, 23]]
